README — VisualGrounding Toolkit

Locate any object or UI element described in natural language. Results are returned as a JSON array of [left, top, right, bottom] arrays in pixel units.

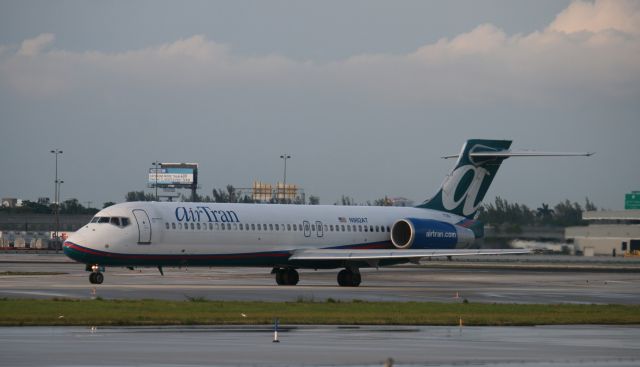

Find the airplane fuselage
[[64, 201, 475, 269]]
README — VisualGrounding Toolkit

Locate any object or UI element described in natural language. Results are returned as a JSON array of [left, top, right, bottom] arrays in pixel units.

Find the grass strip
[[1, 298, 639, 326]]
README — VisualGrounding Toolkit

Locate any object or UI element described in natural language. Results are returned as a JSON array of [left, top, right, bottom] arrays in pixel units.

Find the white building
[[565, 210, 640, 256]]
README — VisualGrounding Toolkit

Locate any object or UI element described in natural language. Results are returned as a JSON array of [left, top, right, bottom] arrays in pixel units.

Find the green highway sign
[[625, 192, 640, 210]]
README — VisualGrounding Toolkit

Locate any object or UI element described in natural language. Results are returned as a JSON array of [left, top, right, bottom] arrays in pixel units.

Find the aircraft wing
[[289, 248, 529, 261]]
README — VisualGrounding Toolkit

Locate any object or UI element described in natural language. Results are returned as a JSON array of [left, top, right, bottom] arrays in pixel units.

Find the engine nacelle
[[390, 218, 475, 249]]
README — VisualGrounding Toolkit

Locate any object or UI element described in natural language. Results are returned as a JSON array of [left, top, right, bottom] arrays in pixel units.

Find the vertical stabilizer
[[417, 139, 512, 218]]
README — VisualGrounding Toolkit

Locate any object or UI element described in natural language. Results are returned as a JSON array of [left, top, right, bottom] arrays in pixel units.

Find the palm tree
[[536, 203, 554, 225]]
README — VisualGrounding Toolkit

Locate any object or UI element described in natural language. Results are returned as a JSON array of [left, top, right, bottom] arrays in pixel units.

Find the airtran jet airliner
[[63, 139, 591, 286]]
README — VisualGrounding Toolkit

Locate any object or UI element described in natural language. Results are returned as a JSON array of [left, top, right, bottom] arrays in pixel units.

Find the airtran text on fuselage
[[175, 206, 240, 223]]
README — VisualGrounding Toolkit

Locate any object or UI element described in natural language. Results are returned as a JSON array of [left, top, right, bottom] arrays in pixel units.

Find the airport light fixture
[[50, 149, 63, 241], [280, 154, 291, 203]]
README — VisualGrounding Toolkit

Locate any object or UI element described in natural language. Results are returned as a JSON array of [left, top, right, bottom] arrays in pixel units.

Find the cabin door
[[132, 209, 152, 244]]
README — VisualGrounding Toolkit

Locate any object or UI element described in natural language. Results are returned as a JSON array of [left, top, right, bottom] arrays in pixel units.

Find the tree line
[[0, 198, 106, 215], [477, 196, 598, 227]]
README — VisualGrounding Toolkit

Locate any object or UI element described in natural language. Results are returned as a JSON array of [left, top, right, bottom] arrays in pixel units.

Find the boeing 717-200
[[63, 139, 591, 286]]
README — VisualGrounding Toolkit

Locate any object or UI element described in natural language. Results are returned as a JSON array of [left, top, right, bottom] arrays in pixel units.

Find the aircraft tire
[[337, 269, 360, 287], [89, 272, 97, 284], [94, 272, 104, 284], [275, 269, 285, 285], [285, 269, 299, 285]]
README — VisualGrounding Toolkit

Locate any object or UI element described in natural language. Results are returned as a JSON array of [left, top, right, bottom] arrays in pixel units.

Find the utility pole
[[279, 154, 291, 203], [152, 161, 160, 201], [50, 149, 63, 242]]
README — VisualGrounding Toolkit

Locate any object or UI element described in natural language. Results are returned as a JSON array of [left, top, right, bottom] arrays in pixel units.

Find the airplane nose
[[63, 232, 88, 262]]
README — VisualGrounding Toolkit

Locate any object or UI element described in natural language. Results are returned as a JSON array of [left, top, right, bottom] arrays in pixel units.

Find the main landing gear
[[337, 268, 361, 287], [273, 268, 299, 286], [87, 264, 104, 284]]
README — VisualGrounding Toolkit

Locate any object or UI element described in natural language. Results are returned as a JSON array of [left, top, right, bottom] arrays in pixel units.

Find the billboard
[[148, 163, 198, 188]]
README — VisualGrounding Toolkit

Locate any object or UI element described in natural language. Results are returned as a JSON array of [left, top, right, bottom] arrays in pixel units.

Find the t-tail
[[417, 139, 593, 219]]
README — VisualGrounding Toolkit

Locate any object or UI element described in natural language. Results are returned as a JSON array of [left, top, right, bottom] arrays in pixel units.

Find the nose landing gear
[[89, 272, 104, 284], [87, 264, 104, 284]]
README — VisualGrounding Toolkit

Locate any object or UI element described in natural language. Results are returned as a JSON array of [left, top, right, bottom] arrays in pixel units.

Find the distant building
[[391, 197, 414, 207], [566, 210, 640, 256], [1, 198, 18, 208]]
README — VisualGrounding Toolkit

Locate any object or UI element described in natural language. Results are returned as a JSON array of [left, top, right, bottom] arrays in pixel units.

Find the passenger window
[[375, 225, 379, 232], [311, 224, 316, 231], [178, 223, 183, 230], [239, 223, 244, 230], [341, 225, 345, 232], [251, 223, 256, 231], [209, 223, 213, 230], [364, 226, 368, 232], [359, 225, 363, 232], [329, 225, 334, 231], [257, 224, 261, 231], [165, 222, 170, 229], [293, 224, 297, 231], [347, 225, 351, 232], [190, 223, 195, 230], [386, 226, 390, 232], [220, 223, 225, 231], [275, 224, 279, 231], [227, 223, 231, 230], [324, 225, 328, 232], [214, 223, 220, 230], [287, 224, 291, 231], [171, 223, 176, 230], [269, 224, 273, 231], [196, 223, 201, 230], [98, 217, 110, 223], [233, 223, 238, 230]]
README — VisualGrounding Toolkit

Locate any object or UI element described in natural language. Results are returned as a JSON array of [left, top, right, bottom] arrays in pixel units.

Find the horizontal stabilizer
[[289, 248, 529, 261], [442, 150, 594, 159]]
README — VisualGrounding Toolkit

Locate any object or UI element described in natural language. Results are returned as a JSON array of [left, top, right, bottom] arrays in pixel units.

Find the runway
[[1, 254, 640, 304], [1, 325, 639, 366]]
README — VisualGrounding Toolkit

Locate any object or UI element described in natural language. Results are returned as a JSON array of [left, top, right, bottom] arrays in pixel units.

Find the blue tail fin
[[417, 139, 512, 219]]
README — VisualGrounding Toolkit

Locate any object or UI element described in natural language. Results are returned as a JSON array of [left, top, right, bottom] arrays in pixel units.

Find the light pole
[[152, 161, 160, 201], [280, 154, 291, 203], [50, 149, 63, 241]]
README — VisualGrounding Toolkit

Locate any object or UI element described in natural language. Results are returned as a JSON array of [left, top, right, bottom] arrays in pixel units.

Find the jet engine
[[390, 218, 475, 249]]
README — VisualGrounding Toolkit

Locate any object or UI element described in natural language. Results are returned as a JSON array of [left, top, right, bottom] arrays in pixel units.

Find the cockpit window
[[92, 216, 130, 227]]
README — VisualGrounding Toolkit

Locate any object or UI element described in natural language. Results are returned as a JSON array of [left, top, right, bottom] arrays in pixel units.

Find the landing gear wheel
[[274, 268, 299, 286], [337, 269, 361, 287], [275, 269, 285, 285], [284, 269, 299, 285], [89, 272, 104, 284]]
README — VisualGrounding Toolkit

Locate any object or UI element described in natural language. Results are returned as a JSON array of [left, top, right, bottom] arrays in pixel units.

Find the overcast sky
[[1, 0, 638, 210]]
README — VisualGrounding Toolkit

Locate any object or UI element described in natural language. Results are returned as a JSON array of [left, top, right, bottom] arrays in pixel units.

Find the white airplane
[[63, 139, 591, 286]]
